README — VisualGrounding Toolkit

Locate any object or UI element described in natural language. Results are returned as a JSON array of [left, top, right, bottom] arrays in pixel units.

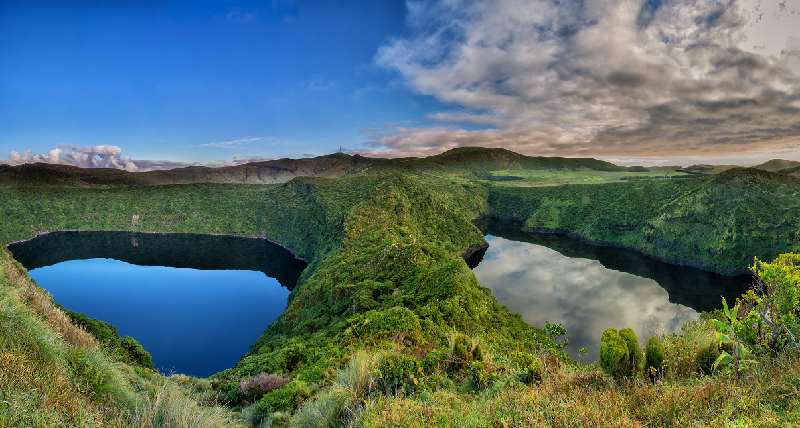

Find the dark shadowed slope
[[7, 231, 307, 289]]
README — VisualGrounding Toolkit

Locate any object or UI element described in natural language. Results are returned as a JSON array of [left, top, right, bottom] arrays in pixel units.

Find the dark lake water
[[472, 221, 752, 360], [8, 231, 306, 377]]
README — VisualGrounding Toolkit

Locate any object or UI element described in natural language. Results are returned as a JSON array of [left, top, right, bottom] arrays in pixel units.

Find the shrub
[[422, 348, 448, 374], [239, 373, 290, 400], [450, 334, 472, 364], [277, 342, 307, 373], [644, 336, 665, 381], [599, 328, 629, 380], [255, 380, 311, 415], [748, 254, 800, 350], [695, 342, 720, 375], [522, 358, 543, 385], [120, 336, 153, 369], [468, 361, 496, 390], [373, 353, 420, 396], [345, 306, 422, 344], [619, 328, 642, 377], [448, 333, 484, 373]]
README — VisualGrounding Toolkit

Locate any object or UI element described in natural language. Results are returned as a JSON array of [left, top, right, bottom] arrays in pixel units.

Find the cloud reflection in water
[[474, 235, 697, 360]]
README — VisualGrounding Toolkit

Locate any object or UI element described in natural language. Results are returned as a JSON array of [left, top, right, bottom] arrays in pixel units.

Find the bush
[[695, 342, 720, 375], [120, 336, 153, 369], [522, 358, 543, 385], [619, 328, 642, 377], [239, 373, 290, 400], [749, 254, 800, 350], [422, 348, 448, 374], [644, 336, 665, 381], [451, 334, 472, 364], [599, 329, 629, 380], [345, 306, 422, 344], [468, 361, 496, 390], [448, 333, 484, 373], [373, 353, 420, 396], [255, 380, 311, 416]]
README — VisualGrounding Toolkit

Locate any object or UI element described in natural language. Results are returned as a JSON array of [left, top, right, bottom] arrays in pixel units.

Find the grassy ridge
[[212, 174, 564, 423]]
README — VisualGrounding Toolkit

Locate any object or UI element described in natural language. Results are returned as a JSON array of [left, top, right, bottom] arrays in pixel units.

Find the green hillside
[[486, 168, 800, 274], [2, 154, 800, 426]]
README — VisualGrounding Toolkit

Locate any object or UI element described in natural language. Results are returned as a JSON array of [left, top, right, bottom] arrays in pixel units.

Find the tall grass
[[130, 378, 246, 428], [289, 352, 378, 428]]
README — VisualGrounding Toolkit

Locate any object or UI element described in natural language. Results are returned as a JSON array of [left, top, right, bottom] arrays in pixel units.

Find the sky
[[1, 0, 799, 169]]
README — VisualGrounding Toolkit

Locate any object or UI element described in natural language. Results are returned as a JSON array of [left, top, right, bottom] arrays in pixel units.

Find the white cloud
[[5, 145, 276, 171], [374, 0, 800, 160], [8, 145, 145, 171]]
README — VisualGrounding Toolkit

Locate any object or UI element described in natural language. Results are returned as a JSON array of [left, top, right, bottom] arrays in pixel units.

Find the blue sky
[[2, 0, 798, 167], [0, 0, 443, 162]]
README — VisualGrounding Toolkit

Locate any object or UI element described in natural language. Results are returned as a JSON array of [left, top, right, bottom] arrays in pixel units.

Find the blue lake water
[[8, 231, 306, 377], [472, 221, 751, 360]]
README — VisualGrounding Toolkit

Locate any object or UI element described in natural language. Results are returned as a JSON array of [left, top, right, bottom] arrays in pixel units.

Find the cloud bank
[[5, 145, 272, 171], [373, 0, 800, 159]]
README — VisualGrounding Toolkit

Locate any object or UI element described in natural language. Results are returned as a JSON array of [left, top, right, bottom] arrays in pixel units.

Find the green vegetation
[[2, 152, 800, 426], [644, 336, 665, 381], [599, 328, 640, 380], [61, 308, 154, 369], [479, 168, 688, 187], [486, 168, 800, 273]]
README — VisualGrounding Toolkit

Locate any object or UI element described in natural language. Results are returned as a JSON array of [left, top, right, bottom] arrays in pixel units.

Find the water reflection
[[473, 225, 751, 360]]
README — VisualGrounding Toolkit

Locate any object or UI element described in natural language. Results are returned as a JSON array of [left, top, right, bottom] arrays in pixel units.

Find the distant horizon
[[2, 145, 798, 170], [2, 1, 799, 169]]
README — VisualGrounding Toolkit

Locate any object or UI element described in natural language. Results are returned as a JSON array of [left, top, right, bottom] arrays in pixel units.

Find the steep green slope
[[209, 175, 560, 421], [486, 168, 800, 274]]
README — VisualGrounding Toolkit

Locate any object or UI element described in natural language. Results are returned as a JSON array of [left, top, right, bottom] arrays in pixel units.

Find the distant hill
[[0, 147, 627, 186], [751, 159, 800, 173], [402, 147, 624, 172], [775, 165, 800, 177], [677, 164, 738, 175]]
